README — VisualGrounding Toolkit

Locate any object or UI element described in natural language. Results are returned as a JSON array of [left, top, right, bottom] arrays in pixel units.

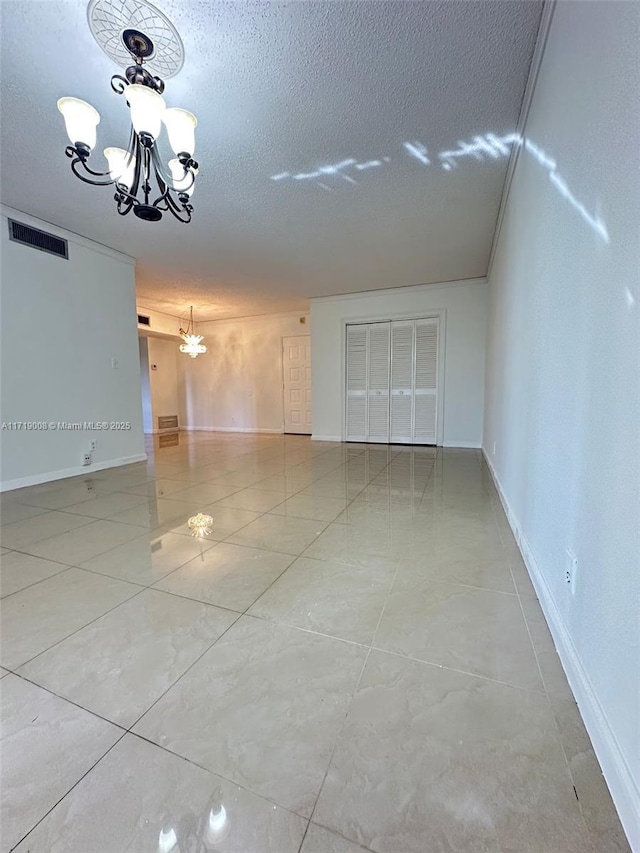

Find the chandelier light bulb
[[104, 147, 136, 187], [57, 97, 100, 150], [169, 158, 195, 196], [179, 306, 206, 357], [163, 107, 197, 156], [126, 84, 166, 140]]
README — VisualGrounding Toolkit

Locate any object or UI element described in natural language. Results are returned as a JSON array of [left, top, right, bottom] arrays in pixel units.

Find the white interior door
[[414, 318, 439, 443], [283, 335, 312, 434]]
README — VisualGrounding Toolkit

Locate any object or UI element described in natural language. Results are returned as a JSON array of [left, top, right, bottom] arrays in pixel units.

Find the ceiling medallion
[[179, 306, 207, 358], [57, 1, 197, 223]]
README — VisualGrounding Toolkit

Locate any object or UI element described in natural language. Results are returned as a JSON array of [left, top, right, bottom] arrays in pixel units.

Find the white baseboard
[[0, 453, 148, 493], [443, 440, 482, 449], [311, 435, 342, 442], [181, 426, 283, 435], [482, 448, 639, 852]]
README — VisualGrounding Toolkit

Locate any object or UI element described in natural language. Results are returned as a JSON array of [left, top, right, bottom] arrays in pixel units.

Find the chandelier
[[179, 306, 207, 358], [57, 21, 198, 223]]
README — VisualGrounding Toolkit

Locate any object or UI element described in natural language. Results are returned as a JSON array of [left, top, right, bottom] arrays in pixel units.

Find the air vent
[[8, 219, 68, 259], [137, 314, 151, 326]]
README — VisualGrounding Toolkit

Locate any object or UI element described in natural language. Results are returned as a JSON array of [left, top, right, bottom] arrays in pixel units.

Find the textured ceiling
[[0, 1, 542, 320]]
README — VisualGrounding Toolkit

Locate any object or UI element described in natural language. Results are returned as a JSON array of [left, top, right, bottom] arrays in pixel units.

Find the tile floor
[[0, 434, 629, 852]]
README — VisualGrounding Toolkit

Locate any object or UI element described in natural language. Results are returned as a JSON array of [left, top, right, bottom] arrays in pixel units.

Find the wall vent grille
[[157, 415, 179, 431], [137, 314, 151, 326], [8, 219, 69, 259]]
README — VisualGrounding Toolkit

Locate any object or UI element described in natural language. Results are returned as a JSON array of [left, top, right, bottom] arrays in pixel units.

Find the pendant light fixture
[[179, 306, 206, 358], [57, 0, 198, 223]]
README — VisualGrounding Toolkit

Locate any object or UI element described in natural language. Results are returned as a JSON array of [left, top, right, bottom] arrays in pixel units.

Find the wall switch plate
[[111, 357, 119, 369], [492, 441, 496, 455], [82, 453, 91, 466]]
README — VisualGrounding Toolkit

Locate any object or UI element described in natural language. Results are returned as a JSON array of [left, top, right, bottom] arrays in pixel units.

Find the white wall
[[0, 208, 146, 489], [310, 279, 487, 446], [180, 313, 310, 433], [483, 2, 639, 846]]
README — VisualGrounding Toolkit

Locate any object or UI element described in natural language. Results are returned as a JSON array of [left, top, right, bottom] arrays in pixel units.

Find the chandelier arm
[[110, 74, 129, 95], [69, 157, 116, 187], [116, 196, 135, 216]]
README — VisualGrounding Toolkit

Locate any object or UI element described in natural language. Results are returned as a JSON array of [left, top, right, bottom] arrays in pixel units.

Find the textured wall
[[0, 210, 145, 488], [483, 2, 639, 843]]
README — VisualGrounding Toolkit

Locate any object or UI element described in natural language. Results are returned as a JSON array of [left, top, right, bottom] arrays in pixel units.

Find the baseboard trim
[[0, 453, 148, 493], [181, 426, 284, 435], [442, 441, 482, 449], [311, 435, 342, 442], [482, 449, 639, 851]]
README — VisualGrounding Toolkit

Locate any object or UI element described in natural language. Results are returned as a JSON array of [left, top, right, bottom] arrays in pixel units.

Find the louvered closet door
[[390, 321, 414, 443], [414, 319, 439, 443], [366, 323, 390, 442], [346, 324, 367, 441]]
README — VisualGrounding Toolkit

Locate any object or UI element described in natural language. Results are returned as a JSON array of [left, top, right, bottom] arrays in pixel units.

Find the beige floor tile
[[79, 531, 217, 585], [0, 510, 94, 550], [168, 482, 243, 504], [10, 481, 100, 510], [215, 487, 288, 513], [298, 481, 366, 500], [61, 490, 149, 518], [1, 674, 121, 851], [250, 474, 311, 495], [134, 617, 367, 816], [0, 568, 138, 668], [270, 494, 349, 522], [0, 502, 50, 526], [228, 514, 326, 556], [20, 589, 237, 727], [248, 556, 394, 644], [374, 579, 542, 689], [119, 478, 193, 498], [314, 651, 593, 853], [13, 734, 306, 853], [520, 596, 573, 699], [21, 519, 145, 565], [303, 524, 404, 565], [0, 551, 69, 598], [106, 498, 202, 529], [301, 824, 373, 853], [551, 699, 631, 852], [155, 542, 294, 611], [394, 548, 516, 594]]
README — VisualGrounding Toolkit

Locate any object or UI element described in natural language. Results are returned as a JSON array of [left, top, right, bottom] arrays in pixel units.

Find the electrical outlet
[[90, 440, 97, 452], [82, 453, 92, 466], [565, 549, 578, 594]]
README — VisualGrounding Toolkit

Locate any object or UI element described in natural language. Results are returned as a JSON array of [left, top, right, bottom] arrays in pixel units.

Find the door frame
[[341, 309, 446, 445], [281, 334, 312, 435]]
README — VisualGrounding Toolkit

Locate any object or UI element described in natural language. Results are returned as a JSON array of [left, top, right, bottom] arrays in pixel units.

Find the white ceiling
[[1, 1, 542, 320]]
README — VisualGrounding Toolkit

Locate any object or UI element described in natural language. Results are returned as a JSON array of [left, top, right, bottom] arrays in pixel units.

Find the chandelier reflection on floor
[[57, 22, 198, 223]]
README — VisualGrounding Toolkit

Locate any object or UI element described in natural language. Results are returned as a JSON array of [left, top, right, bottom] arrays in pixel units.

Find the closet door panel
[[367, 322, 390, 442], [390, 321, 414, 443], [346, 324, 367, 441], [414, 319, 439, 444]]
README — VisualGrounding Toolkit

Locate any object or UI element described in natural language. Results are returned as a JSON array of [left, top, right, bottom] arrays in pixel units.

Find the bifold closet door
[[346, 318, 439, 444]]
